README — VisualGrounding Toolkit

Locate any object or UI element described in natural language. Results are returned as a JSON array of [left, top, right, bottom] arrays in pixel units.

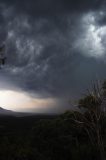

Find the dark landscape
[[0, 0, 106, 159], [0, 80, 105, 160]]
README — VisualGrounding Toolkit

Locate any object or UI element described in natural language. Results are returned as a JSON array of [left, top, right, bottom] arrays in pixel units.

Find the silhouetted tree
[[73, 82, 106, 160]]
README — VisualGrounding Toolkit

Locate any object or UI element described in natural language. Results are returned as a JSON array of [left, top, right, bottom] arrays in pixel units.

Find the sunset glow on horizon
[[0, 90, 56, 112]]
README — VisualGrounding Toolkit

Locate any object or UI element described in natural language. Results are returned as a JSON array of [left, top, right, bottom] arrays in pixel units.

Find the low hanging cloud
[[0, 0, 106, 112]]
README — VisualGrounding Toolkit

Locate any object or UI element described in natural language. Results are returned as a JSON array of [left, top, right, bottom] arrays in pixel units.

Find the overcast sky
[[0, 0, 106, 113]]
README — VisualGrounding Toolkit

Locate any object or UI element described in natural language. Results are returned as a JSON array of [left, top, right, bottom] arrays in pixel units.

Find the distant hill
[[0, 107, 34, 117], [0, 107, 14, 115], [0, 107, 50, 117], [0, 107, 58, 117]]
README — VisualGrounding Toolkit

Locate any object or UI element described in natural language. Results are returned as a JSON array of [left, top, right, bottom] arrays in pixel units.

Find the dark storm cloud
[[0, 0, 106, 105], [0, 0, 103, 17]]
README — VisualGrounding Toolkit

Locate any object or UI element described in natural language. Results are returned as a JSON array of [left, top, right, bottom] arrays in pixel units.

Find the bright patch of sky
[[75, 12, 106, 58]]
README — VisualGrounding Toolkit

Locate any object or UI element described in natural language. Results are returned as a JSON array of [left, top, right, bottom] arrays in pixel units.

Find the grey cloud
[[0, 0, 106, 112], [0, 0, 103, 18]]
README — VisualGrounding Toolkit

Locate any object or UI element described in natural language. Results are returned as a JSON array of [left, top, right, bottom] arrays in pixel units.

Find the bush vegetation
[[0, 81, 106, 159]]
